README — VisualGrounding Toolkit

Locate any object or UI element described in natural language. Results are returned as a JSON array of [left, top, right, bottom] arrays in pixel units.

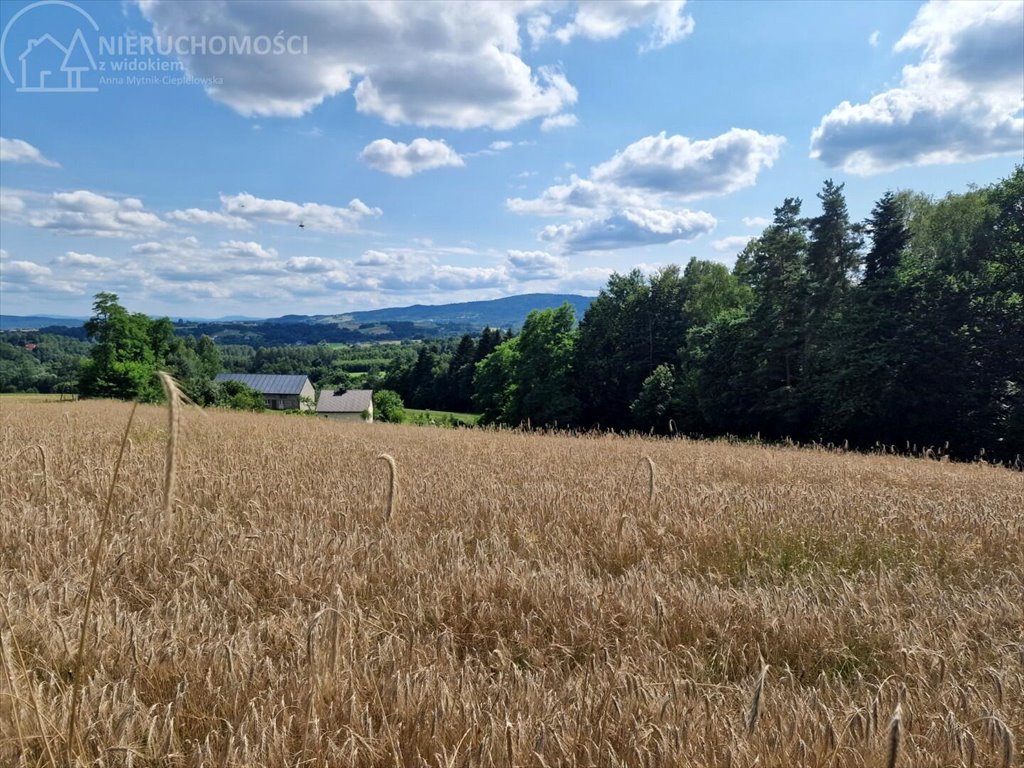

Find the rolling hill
[[305, 293, 594, 329]]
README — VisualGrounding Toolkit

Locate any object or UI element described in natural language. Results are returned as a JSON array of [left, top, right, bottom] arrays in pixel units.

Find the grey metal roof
[[214, 373, 311, 395], [317, 388, 373, 413]]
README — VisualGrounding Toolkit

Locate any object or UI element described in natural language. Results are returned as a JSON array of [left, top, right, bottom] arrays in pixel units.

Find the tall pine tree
[[743, 198, 810, 438], [816, 191, 910, 444], [804, 180, 863, 433], [805, 180, 861, 322]]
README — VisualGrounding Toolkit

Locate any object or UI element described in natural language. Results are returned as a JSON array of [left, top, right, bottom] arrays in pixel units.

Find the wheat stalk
[[0, 628, 27, 757], [157, 372, 183, 517], [300, 607, 330, 764], [887, 703, 903, 768], [641, 455, 655, 504], [377, 453, 398, 522], [505, 720, 514, 767], [65, 402, 137, 764], [35, 444, 48, 504], [746, 663, 769, 734]]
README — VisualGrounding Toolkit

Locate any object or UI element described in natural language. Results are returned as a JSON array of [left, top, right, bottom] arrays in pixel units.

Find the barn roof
[[317, 389, 373, 414], [214, 373, 311, 395]]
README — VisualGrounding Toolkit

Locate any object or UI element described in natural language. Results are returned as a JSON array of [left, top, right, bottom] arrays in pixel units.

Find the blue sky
[[1, 0, 1021, 317]]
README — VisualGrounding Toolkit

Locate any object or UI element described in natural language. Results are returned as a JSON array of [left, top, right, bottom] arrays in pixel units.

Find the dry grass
[[1, 399, 1021, 767]]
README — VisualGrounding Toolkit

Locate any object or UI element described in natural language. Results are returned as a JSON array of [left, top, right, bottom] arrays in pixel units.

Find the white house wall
[[300, 380, 316, 410], [322, 412, 366, 422]]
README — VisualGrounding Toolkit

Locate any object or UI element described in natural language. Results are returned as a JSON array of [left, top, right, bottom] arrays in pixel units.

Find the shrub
[[373, 389, 405, 423]]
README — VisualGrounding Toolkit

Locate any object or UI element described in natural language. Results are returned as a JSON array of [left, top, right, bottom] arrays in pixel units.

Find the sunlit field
[[0, 394, 70, 403], [2, 399, 1021, 767]]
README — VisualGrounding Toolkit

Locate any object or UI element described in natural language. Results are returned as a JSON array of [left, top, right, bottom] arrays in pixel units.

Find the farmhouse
[[317, 388, 373, 422], [214, 373, 315, 411]]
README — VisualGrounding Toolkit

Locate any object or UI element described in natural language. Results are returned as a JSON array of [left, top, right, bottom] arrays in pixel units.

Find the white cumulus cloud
[[0, 138, 59, 167], [0, 190, 28, 217], [166, 208, 251, 229], [53, 251, 116, 268], [541, 113, 579, 132], [137, 0, 581, 129], [161, 193, 381, 234], [219, 240, 278, 260], [508, 176, 659, 217], [510, 128, 784, 217], [508, 128, 778, 253], [359, 138, 464, 177], [590, 129, 785, 200], [131, 237, 201, 257], [0, 257, 78, 294], [506, 249, 569, 280], [541, 208, 716, 252], [26, 191, 166, 238], [712, 235, 755, 253], [4, 259, 52, 278], [220, 193, 381, 232], [542, 1, 694, 52], [285, 256, 334, 273], [811, 0, 1024, 174]]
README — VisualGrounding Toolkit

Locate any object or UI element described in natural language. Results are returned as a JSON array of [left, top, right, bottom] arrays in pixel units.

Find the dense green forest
[[0, 333, 91, 394], [470, 169, 1023, 462], [380, 328, 514, 412]]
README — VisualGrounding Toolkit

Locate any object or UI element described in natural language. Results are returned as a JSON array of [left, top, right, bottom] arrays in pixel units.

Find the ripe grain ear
[[641, 455, 655, 504], [887, 703, 902, 768], [35, 444, 48, 504], [746, 663, 769, 735], [377, 453, 398, 522], [157, 372, 183, 517]]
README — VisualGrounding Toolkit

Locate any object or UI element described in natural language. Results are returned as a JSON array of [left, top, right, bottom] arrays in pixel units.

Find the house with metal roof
[[214, 373, 315, 411], [316, 388, 373, 422]]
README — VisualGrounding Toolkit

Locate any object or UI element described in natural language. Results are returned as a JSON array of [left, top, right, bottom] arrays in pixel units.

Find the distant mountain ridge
[[293, 293, 594, 329], [0, 313, 259, 329], [0, 315, 87, 330], [1, 293, 595, 334]]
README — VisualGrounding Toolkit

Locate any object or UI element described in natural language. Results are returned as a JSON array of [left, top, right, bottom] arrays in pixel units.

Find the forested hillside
[[0, 333, 91, 394], [470, 169, 1023, 461]]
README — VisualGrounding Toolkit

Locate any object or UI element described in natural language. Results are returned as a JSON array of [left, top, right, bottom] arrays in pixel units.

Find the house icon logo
[[18, 28, 96, 91], [1, 1, 100, 93]]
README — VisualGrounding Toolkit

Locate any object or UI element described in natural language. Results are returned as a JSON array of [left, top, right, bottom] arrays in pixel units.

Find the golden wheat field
[[1, 399, 1022, 767]]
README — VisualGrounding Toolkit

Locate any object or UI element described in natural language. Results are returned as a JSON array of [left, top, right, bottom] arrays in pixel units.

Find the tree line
[[469, 168, 1023, 462], [215, 343, 405, 391], [0, 296, 418, 405], [167, 318, 457, 346], [381, 328, 513, 413]]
